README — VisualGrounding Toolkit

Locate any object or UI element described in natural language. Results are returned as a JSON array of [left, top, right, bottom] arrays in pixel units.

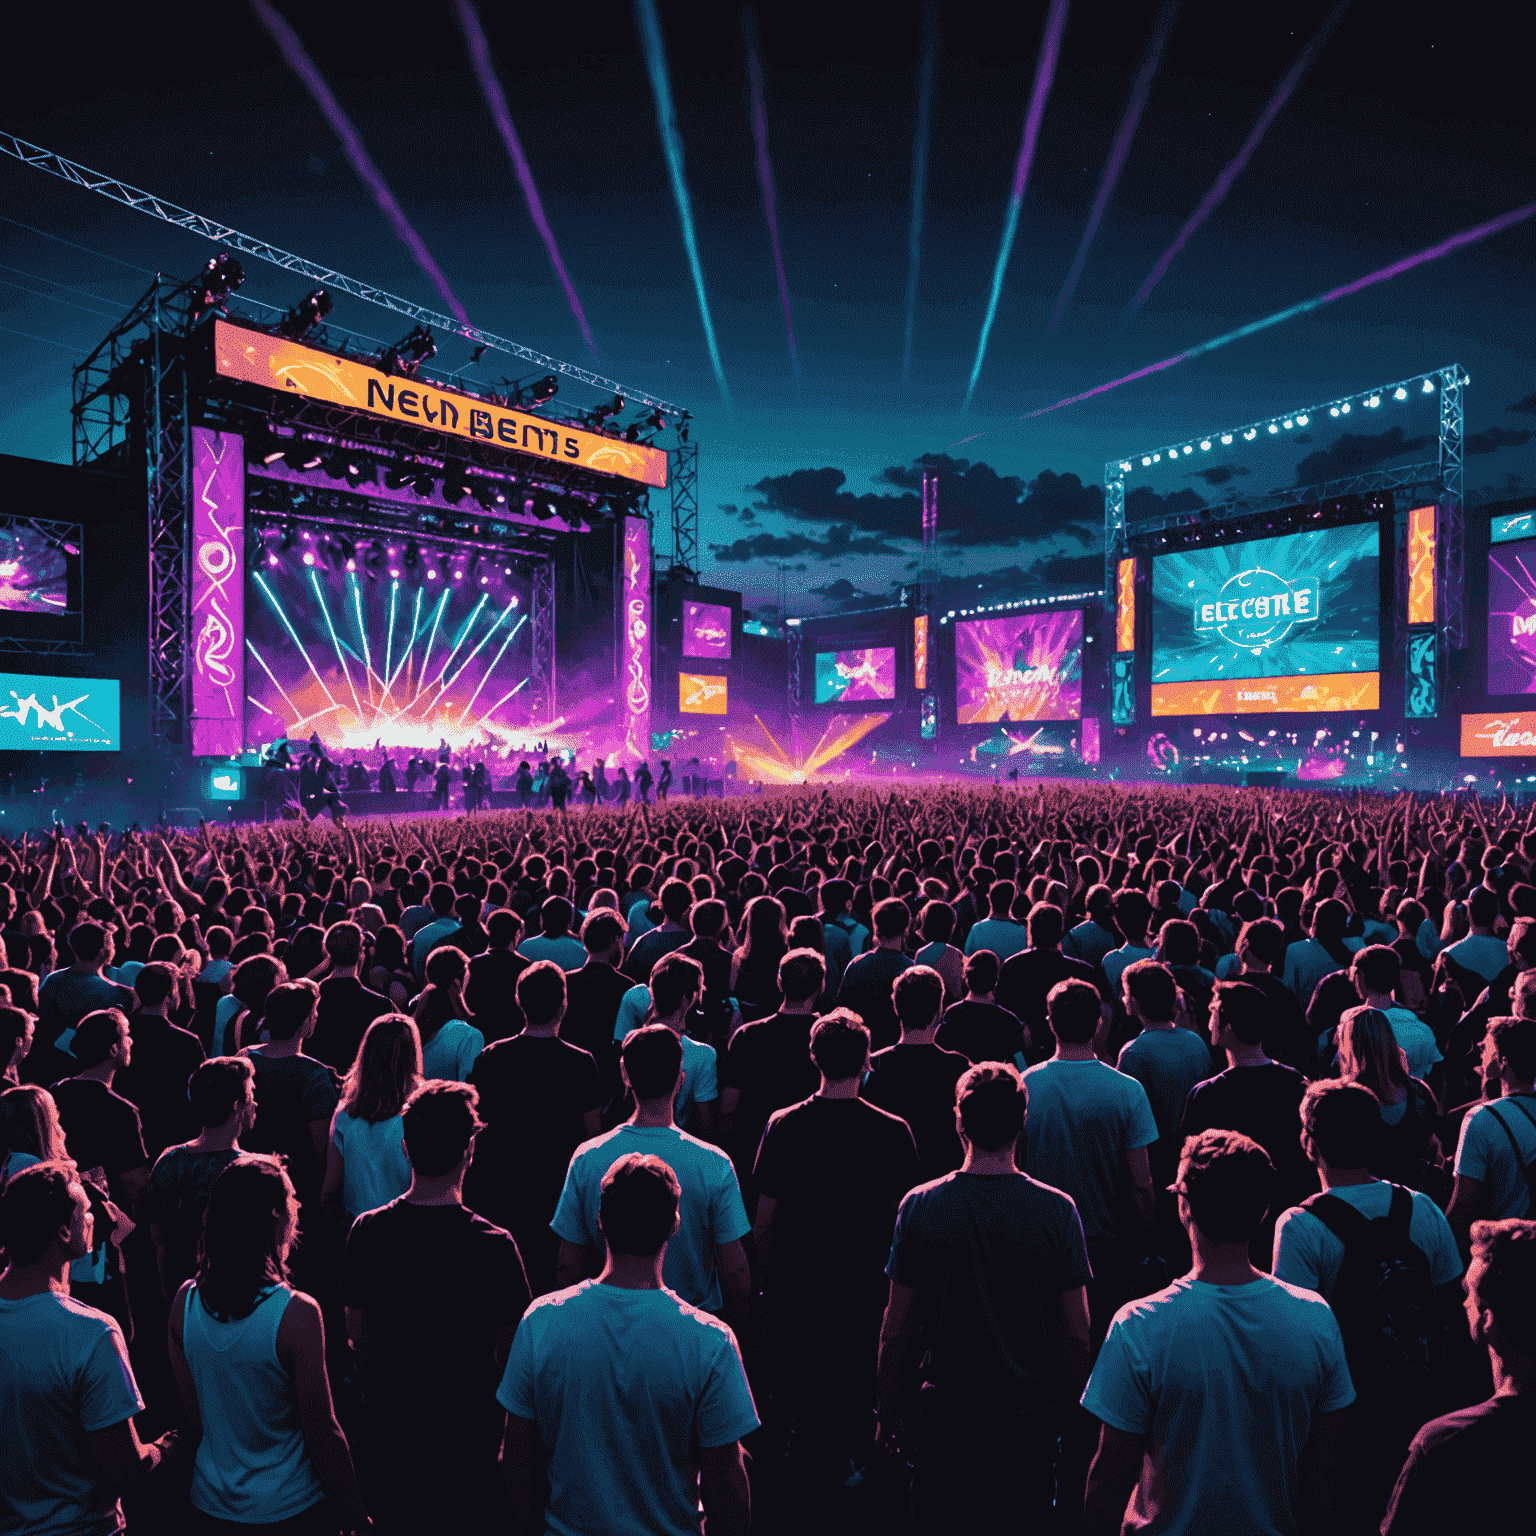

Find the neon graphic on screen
[[1487, 536, 1536, 695], [1115, 557, 1135, 653], [622, 517, 652, 758], [190, 428, 245, 757], [954, 612, 1082, 724], [1407, 506, 1436, 626], [914, 615, 929, 692], [0, 672, 119, 750], [679, 673, 727, 714], [682, 601, 731, 660], [0, 522, 74, 614], [814, 648, 895, 704]]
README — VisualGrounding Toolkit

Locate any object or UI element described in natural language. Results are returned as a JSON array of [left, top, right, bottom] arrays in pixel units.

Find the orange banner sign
[[214, 319, 668, 489], [914, 615, 929, 691], [1407, 505, 1436, 625], [1152, 672, 1380, 716], [680, 673, 728, 715], [1461, 712, 1536, 756], [1116, 557, 1136, 653]]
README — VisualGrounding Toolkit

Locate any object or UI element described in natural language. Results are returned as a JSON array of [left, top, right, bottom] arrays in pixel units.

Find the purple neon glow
[[955, 612, 1082, 724], [454, 0, 598, 362], [901, 1, 940, 384], [1487, 537, 1536, 694], [962, 0, 1070, 410], [1129, 1, 1349, 311], [250, 0, 472, 327], [986, 197, 1536, 430], [190, 428, 245, 757], [745, 36, 800, 385], [683, 600, 732, 660], [0, 524, 69, 612], [1047, 0, 1176, 334]]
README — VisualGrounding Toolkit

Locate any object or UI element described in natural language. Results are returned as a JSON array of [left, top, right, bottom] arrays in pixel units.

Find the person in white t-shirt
[[1082, 1129, 1354, 1536], [1348, 945, 1442, 1082], [499, 1151, 758, 1536], [1448, 1015, 1536, 1246], [611, 955, 719, 1138], [0, 1161, 181, 1535]]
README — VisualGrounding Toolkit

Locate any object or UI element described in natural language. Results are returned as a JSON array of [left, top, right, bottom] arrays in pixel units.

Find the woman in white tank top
[[168, 1154, 371, 1534]]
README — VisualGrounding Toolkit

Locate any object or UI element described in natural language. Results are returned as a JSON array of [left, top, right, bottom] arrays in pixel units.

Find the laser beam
[[962, 0, 1069, 412], [1008, 198, 1536, 424], [383, 581, 399, 702], [633, 0, 733, 411], [1128, 0, 1350, 310], [1047, 0, 1175, 334], [457, 613, 528, 725], [309, 568, 368, 728], [249, 0, 472, 325], [253, 573, 340, 713], [453, 0, 598, 362], [743, 8, 799, 387], [470, 675, 530, 734], [244, 639, 304, 725], [901, 2, 940, 384]]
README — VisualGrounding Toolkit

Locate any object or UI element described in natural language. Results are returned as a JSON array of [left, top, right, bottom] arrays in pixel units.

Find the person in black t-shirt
[[114, 962, 205, 1160], [465, 960, 602, 1295], [1381, 1216, 1536, 1536], [1226, 917, 1311, 1073], [877, 1061, 1093, 1531], [560, 910, 631, 1107], [50, 1009, 150, 1217], [465, 909, 529, 1042], [753, 1009, 920, 1483], [310, 921, 392, 1074], [622, 878, 693, 982], [344, 1081, 531, 1535], [996, 904, 1099, 1052], [833, 898, 914, 1051], [937, 950, 1026, 1067], [863, 966, 968, 1180]]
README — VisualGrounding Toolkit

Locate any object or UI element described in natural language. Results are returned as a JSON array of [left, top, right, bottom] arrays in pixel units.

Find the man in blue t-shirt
[[1447, 1015, 1536, 1245], [500, 1152, 758, 1536]]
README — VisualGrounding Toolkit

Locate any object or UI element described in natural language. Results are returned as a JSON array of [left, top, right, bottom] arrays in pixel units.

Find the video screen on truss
[[0, 517, 83, 643], [679, 673, 728, 715], [0, 671, 119, 751], [683, 601, 732, 661], [1150, 524, 1381, 715], [1488, 537, 1536, 695], [814, 647, 895, 704], [244, 531, 531, 754], [955, 611, 1083, 724]]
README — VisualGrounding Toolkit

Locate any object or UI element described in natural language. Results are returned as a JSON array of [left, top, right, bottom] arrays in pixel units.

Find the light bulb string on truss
[[0, 131, 686, 417]]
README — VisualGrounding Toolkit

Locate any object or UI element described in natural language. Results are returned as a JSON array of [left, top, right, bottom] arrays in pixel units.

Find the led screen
[[1151, 524, 1380, 715], [0, 520, 75, 613], [1487, 536, 1536, 694], [814, 647, 895, 704], [0, 671, 119, 750], [683, 601, 732, 660], [955, 611, 1082, 724], [679, 672, 727, 714]]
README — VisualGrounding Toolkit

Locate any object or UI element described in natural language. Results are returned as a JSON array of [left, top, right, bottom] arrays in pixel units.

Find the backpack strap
[[1486, 1103, 1534, 1172], [1386, 1182, 1414, 1239], [1301, 1191, 1371, 1245], [1502, 1096, 1536, 1134]]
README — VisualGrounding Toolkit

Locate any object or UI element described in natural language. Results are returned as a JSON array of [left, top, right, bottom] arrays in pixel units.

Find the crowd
[[1, 780, 1534, 1535]]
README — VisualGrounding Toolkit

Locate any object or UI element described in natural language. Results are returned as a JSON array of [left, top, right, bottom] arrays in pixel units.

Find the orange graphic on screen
[[1461, 712, 1536, 756], [1116, 558, 1136, 653], [914, 615, 929, 691], [680, 673, 728, 714], [1408, 506, 1436, 624], [1152, 672, 1380, 716]]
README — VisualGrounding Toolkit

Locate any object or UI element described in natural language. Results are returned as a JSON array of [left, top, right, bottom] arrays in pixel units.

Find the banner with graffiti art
[[0, 671, 119, 750], [191, 428, 246, 757]]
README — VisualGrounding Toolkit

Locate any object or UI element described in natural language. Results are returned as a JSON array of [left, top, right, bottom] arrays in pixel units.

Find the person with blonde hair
[[322, 1015, 421, 1222], [1336, 1005, 1442, 1190]]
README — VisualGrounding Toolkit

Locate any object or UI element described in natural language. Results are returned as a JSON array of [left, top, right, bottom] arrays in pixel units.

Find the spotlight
[[189, 252, 245, 317], [1295, 414, 1308, 425], [385, 463, 413, 491], [381, 326, 436, 377], [1200, 441, 1211, 451], [277, 288, 332, 340], [592, 394, 625, 425], [1367, 395, 1380, 407], [1394, 387, 1407, 401], [284, 443, 323, 472], [441, 465, 471, 504], [527, 374, 559, 405], [646, 409, 667, 432], [1268, 424, 1279, 434], [1282, 419, 1293, 429], [1221, 434, 1233, 445], [1341, 402, 1351, 413], [1243, 429, 1257, 441], [1141, 457, 1151, 467], [1330, 407, 1339, 417], [427, 567, 439, 580], [1422, 378, 1435, 393], [411, 471, 436, 498], [468, 344, 488, 365], [267, 553, 279, 567], [303, 551, 315, 566], [1152, 454, 1160, 463]]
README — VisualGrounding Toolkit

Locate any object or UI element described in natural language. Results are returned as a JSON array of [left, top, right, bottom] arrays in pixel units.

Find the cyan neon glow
[[253, 572, 339, 715], [745, 23, 800, 387], [309, 568, 366, 727], [901, 2, 939, 383], [962, 0, 1069, 411], [457, 613, 528, 725]]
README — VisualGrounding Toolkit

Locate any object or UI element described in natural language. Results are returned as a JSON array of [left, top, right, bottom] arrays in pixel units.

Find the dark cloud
[[1466, 424, 1534, 455], [1126, 486, 1206, 520], [1294, 427, 1435, 485], [719, 502, 758, 526], [708, 522, 905, 565], [1186, 462, 1250, 487], [1508, 392, 1536, 416], [808, 578, 866, 605]]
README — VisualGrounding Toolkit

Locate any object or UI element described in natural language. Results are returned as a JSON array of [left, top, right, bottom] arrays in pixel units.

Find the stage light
[[1340, 401, 1351, 413], [1422, 378, 1435, 393], [1393, 387, 1407, 401], [441, 466, 471, 504], [1141, 457, 1151, 466], [453, 570, 464, 581], [189, 252, 245, 317], [1282, 419, 1293, 429], [1296, 413, 1308, 425], [412, 472, 436, 498], [1181, 445, 1192, 454], [267, 553, 279, 567], [529, 374, 560, 404], [1329, 407, 1339, 417], [1267, 423, 1279, 434], [390, 568, 400, 578], [510, 593, 518, 605], [428, 567, 439, 580], [1243, 429, 1257, 441], [1199, 441, 1210, 451], [1220, 434, 1233, 446], [385, 465, 413, 490], [278, 288, 332, 339], [1152, 454, 1160, 463], [303, 551, 315, 566], [346, 558, 356, 571], [382, 325, 437, 377], [1367, 394, 1380, 407]]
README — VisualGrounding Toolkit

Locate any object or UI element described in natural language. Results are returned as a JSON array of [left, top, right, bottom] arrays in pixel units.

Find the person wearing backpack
[[1446, 1015, 1536, 1249], [1272, 1080, 1463, 1534]]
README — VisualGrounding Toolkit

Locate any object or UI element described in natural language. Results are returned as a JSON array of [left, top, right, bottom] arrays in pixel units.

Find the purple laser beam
[[1046, 0, 1176, 334], [962, 0, 1070, 411], [744, 23, 800, 386], [250, 0, 471, 328], [986, 198, 1536, 431], [901, 1, 939, 384], [1129, 0, 1350, 311], [454, 0, 598, 362]]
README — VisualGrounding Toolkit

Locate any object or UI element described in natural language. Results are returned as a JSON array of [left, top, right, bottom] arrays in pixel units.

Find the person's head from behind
[[1122, 959, 1178, 1026], [0, 1083, 69, 1161], [810, 1008, 870, 1083], [198, 1155, 299, 1315], [69, 922, 110, 967], [1464, 1219, 1536, 1366], [401, 1080, 483, 1179], [920, 900, 956, 946], [263, 979, 319, 1042], [598, 1152, 680, 1259], [188, 1055, 256, 1133], [1312, 898, 1349, 945], [0, 1161, 91, 1268], [658, 878, 692, 928], [1084, 883, 1114, 925], [1174, 1129, 1276, 1246], [621, 1024, 684, 1105], [893, 965, 944, 1035], [1350, 944, 1400, 1002], [580, 908, 627, 963], [872, 897, 910, 944], [1507, 917, 1536, 971], [1113, 888, 1152, 945], [1, 1007, 34, 1075], [649, 952, 703, 1022], [1483, 1015, 1536, 1091], [342, 1014, 423, 1124], [428, 882, 456, 918], [1300, 1079, 1380, 1172], [1046, 978, 1100, 1047], [779, 947, 826, 1007], [73, 1008, 129, 1070], [1336, 1007, 1411, 1098], [133, 961, 177, 1014], [964, 948, 999, 999], [691, 899, 727, 943], [1027, 902, 1064, 950], [820, 877, 853, 917], [955, 1062, 1026, 1154], [1211, 980, 1268, 1049], [1469, 884, 1500, 931], [540, 896, 575, 938], [1236, 917, 1286, 972], [232, 954, 285, 1009], [988, 880, 1016, 920], [1157, 918, 1200, 969], [324, 920, 363, 971], [516, 959, 567, 1031]]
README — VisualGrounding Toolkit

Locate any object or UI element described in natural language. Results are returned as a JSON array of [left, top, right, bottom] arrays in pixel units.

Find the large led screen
[[814, 647, 895, 704], [0, 517, 83, 644], [0, 671, 119, 750], [683, 601, 732, 660], [955, 611, 1082, 724], [679, 673, 727, 714], [1151, 524, 1380, 715], [1487, 536, 1536, 695]]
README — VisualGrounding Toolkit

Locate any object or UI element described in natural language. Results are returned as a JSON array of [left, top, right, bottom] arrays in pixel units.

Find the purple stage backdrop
[[1081, 716, 1100, 764], [683, 600, 731, 660], [190, 428, 246, 756], [623, 516, 652, 759], [1488, 537, 1536, 695], [955, 611, 1082, 724]]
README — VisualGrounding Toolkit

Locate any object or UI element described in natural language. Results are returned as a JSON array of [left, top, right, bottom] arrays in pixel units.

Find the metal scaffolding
[[1439, 366, 1467, 649], [667, 441, 700, 579], [529, 557, 557, 727]]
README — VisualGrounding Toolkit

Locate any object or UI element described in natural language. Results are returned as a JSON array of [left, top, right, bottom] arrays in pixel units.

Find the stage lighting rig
[[381, 325, 436, 377], [189, 252, 244, 318], [440, 464, 471, 505], [507, 373, 560, 407], [278, 288, 333, 339], [583, 393, 626, 430], [677, 410, 691, 444], [285, 443, 324, 472]]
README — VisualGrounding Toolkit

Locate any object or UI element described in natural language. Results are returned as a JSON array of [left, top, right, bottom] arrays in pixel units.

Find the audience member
[[410, 945, 484, 1080], [1447, 1015, 1536, 1245], [996, 902, 1098, 1049], [936, 949, 1025, 1066], [321, 1014, 420, 1223], [115, 962, 205, 1160], [833, 898, 914, 1050], [311, 922, 391, 1075]]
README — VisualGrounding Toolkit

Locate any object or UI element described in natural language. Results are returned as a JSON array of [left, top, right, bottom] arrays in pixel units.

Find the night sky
[[2, 1, 1532, 619]]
